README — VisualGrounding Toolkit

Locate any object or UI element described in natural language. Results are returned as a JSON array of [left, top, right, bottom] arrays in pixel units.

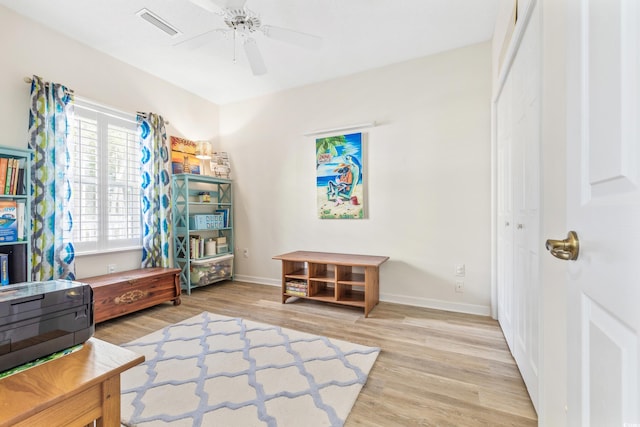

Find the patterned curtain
[[27, 75, 76, 281], [138, 113, 172, 268]]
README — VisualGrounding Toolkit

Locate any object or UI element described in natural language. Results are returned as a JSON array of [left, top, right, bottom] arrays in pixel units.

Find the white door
[[495, 2, 541, 411], [497, 73, 515, 352], [562, 0, 640, 425], [511, 5, 541, 410]]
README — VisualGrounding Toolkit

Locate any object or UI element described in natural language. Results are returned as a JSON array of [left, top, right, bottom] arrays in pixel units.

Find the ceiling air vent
[[136, 8, 181, 37]]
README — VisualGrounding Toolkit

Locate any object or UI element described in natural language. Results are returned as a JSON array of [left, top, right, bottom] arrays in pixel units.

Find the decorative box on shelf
[[189, 214, 224, 230]]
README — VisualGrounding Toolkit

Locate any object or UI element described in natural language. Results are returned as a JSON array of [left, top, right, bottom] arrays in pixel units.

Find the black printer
[[0, 280, 94, 372]]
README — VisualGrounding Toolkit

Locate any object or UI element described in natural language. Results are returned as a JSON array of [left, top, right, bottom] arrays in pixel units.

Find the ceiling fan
[[177, 0, 323, 75]]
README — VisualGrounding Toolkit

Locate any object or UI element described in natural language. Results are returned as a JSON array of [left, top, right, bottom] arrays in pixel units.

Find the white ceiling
[[1, 0, 500, 105]]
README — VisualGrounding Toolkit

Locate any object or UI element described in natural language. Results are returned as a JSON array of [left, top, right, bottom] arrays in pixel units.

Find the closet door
[[497, 76, 515, 352], [495, 2, 541, 412], [512, 7, 541, 407]]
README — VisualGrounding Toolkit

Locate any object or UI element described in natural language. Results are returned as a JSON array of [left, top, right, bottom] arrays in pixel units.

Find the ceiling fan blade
[[261, 25, 323, 50], [189, 0, 246, 12], [225, 0, 247, 9], [188, 0, 224, 13], [174, 29, 229, 50], [243, 38, 267, 75]]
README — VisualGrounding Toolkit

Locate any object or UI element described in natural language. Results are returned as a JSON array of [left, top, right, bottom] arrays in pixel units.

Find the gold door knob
[[545, 231, 579, 261]]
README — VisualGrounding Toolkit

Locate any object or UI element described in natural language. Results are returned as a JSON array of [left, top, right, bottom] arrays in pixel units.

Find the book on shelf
[[5, 244, 26, 283], [285, 289, 306, 297], [16, 201, 25, 240], [16, 168, 25, 196], [215, 208, 230, 228], [190, 234, 210, 259], [285, 280, 308, 296], [0, 158, 7, 193], [10, 158, 19, 195], [4, 159, 13, 195], [0, 157, 25, 195], [0, 253, 8, 285], [0, 200, 17, 242]]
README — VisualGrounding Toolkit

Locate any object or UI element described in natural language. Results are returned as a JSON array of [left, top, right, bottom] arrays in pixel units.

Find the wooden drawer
[[81, 268, 181, 323]]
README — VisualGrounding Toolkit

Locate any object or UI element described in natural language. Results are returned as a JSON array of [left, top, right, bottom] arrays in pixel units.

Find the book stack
[[0, 157, 25, 196], [285, 280, 307, 297], [190, 235, 205, 259], [215, 208, 230, 228]]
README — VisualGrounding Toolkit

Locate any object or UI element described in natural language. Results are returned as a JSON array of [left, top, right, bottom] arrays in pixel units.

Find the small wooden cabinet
[[81, 268, 181, 323], [273, 251, 389, 317]]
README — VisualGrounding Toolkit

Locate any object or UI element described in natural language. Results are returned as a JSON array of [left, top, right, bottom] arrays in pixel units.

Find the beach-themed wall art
[[170, 136, 200, 175], [316, 132, 364, 219]]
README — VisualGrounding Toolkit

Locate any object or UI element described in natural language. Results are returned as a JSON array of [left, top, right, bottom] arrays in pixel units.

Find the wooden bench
[[81, 267, 181, 323]]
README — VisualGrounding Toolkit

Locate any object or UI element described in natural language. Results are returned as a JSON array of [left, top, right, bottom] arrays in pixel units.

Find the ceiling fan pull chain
[[233, 29, 237, 63]]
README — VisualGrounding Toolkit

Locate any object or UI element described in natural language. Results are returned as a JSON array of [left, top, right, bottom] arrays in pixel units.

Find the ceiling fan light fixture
[[224, 9, 261, 33]]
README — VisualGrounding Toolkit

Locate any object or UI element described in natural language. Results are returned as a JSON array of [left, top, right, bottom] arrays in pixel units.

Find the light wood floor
[[94, 281, 537, 426]]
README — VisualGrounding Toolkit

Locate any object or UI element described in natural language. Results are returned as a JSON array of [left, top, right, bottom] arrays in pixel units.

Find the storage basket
[[189, 254, 234, 285]]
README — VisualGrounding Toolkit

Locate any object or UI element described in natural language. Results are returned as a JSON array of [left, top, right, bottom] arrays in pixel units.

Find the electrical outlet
[[242, 248, 249, 258], [455, 280, 464, 293], [107, 264, 116, 274], [455, 264, 465, 277]]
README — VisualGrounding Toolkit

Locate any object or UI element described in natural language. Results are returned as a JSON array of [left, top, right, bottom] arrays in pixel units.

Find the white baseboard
[[234, 274, 280, 287], [379, 292, 491, 317], [233, 275, 491, 317]]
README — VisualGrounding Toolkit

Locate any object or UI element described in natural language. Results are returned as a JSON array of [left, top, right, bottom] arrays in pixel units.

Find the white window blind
[[70, 99, 141, 253]]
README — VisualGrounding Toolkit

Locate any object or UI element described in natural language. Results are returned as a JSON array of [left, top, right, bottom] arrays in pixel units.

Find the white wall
[[221, 43, 493, 315], [0, 5, 220, 279]]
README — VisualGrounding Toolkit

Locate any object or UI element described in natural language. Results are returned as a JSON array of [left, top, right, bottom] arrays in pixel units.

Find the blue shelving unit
[[0, 146, 33, 284], [171, 174, 233, 294]]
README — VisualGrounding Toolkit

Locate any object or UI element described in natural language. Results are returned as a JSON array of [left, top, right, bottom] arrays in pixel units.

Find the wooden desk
[[0, 338, 144, 427], [273, 251, 389, 317]]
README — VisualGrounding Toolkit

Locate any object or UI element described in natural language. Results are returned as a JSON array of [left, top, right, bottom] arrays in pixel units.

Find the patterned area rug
[[120, 312, 380, 427]]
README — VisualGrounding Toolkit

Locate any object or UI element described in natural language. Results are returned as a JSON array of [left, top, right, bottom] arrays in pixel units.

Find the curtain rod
[[23, 76, 170, 125], [23, 76, 74, 94], [303, 121, 376, 137], [136, 112, 171, 126]]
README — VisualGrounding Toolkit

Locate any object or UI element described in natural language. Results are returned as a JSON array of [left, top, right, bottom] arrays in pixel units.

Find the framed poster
[[316, 132, 364, 219]]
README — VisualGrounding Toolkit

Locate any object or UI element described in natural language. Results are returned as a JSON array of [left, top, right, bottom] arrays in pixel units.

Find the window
[[70, 99, 141, 253]]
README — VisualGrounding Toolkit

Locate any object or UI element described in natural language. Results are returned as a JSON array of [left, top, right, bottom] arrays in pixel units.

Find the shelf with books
[[0, 146, 32, 286], [172, 174, 234, 294]]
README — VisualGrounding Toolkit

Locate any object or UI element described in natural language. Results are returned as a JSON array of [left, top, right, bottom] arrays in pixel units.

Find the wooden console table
[[273, 251, 389, 317], [0, 338, 144, 427], [82, 267, 181, 323]]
